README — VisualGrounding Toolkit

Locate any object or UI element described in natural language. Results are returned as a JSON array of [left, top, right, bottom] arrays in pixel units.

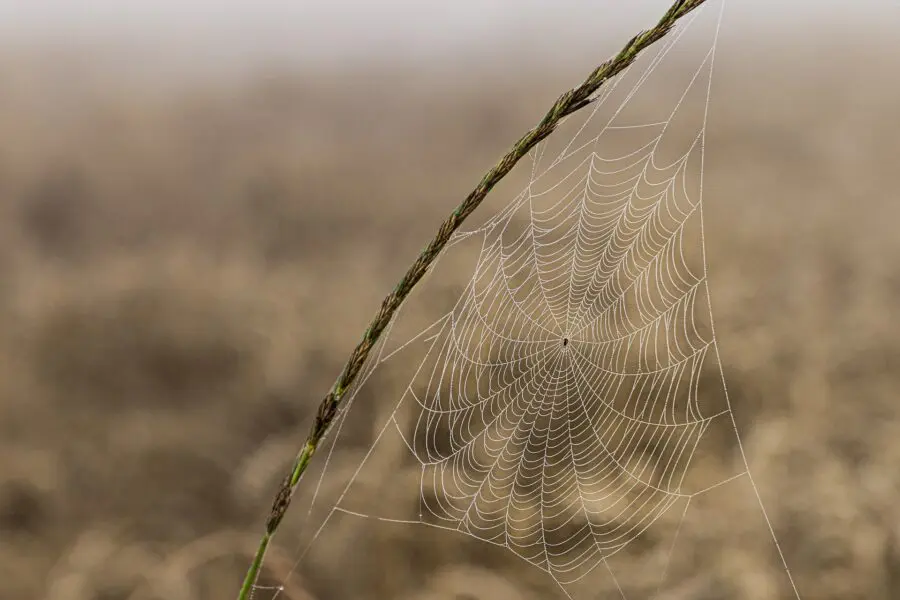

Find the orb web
[[254, 2, 800, 599]]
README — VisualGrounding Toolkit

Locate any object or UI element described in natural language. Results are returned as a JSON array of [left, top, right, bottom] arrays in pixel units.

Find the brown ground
[[1, 25, 900, 600]]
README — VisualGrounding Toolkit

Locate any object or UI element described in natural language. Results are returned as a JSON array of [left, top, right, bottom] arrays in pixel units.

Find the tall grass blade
[[237, 2, 709, 598]]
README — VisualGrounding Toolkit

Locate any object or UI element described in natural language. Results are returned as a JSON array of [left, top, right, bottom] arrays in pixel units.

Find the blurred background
[[1, 1, 900, 599]]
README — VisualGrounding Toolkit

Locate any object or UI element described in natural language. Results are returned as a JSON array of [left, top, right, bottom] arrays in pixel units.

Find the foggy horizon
[[1, 0, 894, 71]]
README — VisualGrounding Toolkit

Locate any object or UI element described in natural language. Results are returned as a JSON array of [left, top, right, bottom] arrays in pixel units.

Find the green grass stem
[[237, 2, 709, 597]]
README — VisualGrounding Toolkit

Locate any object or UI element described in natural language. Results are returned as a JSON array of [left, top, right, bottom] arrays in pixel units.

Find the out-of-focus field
[[1, 30, 900, 600]]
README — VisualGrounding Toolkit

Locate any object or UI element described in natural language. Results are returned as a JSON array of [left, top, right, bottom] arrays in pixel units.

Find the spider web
[[253, 2, 800, 599]]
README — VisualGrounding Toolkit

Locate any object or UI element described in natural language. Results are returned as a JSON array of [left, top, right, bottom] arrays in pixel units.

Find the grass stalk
[[236, 1, 709, 598]]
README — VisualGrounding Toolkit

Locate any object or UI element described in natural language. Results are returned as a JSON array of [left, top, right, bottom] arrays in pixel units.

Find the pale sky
[[0, 0, 893, 66]]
